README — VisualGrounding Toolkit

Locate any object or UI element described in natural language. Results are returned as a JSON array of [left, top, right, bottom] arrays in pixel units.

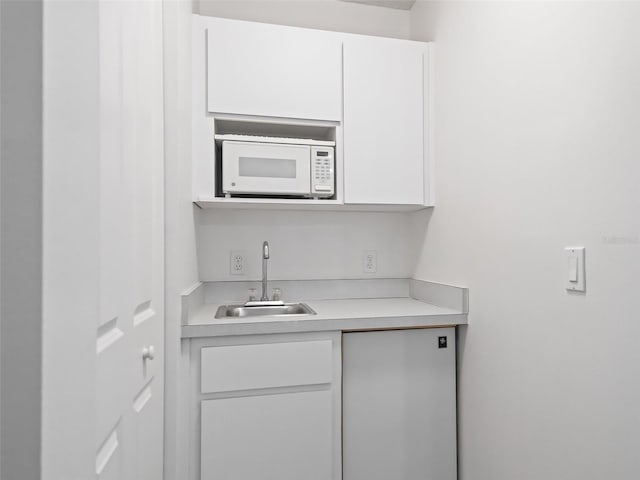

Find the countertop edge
[[181, 312, 467, 338]]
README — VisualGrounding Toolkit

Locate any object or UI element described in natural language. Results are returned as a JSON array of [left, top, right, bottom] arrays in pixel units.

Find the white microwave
[[221, 140, 335, 198]]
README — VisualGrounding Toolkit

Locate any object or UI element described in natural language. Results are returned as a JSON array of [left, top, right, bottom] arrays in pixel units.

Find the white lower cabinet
[[191, 328, 456, 480], [342, 328, 457, 480], [193, 332, 342, 480], [201, 390, 333, 479]]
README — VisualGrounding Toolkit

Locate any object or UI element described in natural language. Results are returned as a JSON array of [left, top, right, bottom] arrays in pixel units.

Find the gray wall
[[0, 1, 43, 479], [411, 2, 640, 478]]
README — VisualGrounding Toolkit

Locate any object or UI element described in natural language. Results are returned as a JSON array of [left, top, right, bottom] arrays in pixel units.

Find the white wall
[[410, 2, 640, 479], [197, 0, 411, 38], [197, 210, 418, 281]]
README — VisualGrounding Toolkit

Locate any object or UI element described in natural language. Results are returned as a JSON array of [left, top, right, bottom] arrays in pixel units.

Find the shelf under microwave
[[219, 193, 336, 200]]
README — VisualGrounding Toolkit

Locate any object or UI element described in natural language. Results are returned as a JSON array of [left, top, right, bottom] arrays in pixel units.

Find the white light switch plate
[[565, 246, 585, 292]]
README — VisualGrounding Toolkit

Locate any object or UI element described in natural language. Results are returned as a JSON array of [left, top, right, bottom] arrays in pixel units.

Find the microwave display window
[[238, 156, 297, 179]]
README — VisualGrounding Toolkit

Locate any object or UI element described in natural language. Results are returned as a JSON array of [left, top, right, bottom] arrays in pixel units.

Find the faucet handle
[[248, 288, 257, 302], [271, 288, 281, 301]]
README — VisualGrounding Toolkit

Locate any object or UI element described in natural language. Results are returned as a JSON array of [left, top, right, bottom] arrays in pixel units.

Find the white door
[[41, 1, 164, 479], [96, 1, 165, 479], [343, 36, 426, 205]]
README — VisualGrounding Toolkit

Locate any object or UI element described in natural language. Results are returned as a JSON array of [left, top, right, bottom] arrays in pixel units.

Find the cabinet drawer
[[200, 340, 333, 393]]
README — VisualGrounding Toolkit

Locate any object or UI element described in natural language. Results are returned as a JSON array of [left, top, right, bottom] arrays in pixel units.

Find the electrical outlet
[[363, 250, 377, 273], [230, 251, 246, 275]]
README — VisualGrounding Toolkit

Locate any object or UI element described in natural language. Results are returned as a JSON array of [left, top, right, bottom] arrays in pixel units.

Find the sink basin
[[215, 302, 316, 319]]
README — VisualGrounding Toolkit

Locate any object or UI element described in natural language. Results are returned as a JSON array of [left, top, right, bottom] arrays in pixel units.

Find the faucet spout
[[261, 241, 269, 301]]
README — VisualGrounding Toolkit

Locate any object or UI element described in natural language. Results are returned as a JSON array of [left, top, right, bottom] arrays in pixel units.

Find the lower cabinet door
[[342, 328, 457, 480], [201, 389, 334, 480]]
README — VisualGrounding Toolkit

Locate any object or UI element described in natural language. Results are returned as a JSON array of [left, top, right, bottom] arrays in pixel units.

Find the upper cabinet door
[[343, 36, 427, 205], [206, 18, 342, 121]]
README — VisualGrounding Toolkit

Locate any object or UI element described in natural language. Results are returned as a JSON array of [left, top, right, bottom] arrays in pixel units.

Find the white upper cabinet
[[206, 17, 342, 121], [343, 36, 429, 205], [194, 15, 433, 210]]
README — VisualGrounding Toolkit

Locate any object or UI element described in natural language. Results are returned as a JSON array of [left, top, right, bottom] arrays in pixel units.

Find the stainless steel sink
[[215, 302, 316, 319]]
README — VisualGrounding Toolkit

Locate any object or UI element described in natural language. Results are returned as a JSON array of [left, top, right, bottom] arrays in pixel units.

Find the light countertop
[[181, 297, 467, 338]]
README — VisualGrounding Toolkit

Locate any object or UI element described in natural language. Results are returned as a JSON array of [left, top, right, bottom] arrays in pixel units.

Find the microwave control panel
[[311, 147, 335, 197]]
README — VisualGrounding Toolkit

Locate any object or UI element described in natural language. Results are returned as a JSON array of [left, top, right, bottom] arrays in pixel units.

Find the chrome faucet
[[261, 241, 270, 301]]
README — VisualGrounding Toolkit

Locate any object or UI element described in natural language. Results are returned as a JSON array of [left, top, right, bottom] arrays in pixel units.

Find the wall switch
[[363, 250, 377, 273], [565, 246, 585, 292], [230, 251, 246, 275]]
